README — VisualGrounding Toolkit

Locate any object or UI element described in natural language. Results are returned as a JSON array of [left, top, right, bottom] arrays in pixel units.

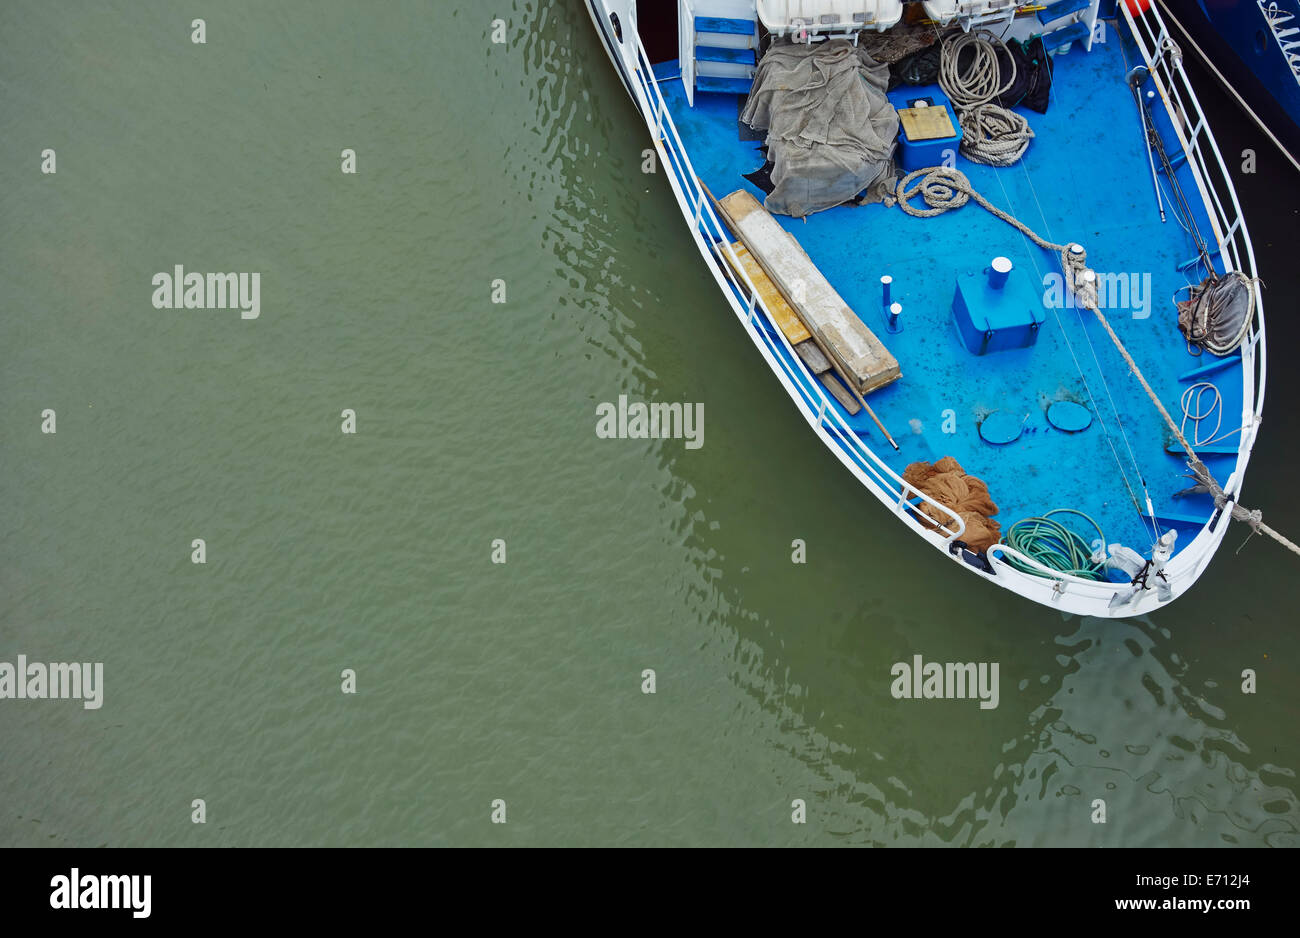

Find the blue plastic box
[[886, 84, 963, 172], [952, 263, 1046, 355]]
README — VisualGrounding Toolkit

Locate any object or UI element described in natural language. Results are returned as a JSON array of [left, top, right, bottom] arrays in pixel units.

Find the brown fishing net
[[903, 456, 1002, 552]]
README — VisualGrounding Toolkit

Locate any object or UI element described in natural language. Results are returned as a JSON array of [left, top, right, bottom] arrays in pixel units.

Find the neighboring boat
[[1152, 0, 1300, 174], [586, 1, 1266, 617]]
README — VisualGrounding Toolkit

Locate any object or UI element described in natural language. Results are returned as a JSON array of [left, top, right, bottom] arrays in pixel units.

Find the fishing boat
[[585, 0, 1266, 617], [1151, 0, 1300, 174]]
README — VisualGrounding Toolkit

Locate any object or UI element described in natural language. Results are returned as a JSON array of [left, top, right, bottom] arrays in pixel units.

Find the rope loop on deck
[[894, 166, 970, 216], [895, 167, 1072, 256]]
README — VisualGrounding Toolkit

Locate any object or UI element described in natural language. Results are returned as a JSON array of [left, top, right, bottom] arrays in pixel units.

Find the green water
[[1, 0, 1297, 847]]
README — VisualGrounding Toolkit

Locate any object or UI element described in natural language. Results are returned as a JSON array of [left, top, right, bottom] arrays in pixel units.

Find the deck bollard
[[989, 256, 1013, 290]]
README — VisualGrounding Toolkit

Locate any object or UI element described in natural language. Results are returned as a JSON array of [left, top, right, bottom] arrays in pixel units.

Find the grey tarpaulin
[[741, 39, 899, 218]]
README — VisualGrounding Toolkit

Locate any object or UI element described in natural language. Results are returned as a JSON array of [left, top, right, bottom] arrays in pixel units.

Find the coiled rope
[[1004, 510, 1108, 580], [896, 166, 1083, 280], [938, 30, 1034, 166], [1179, 382, 1242, 447], [896, 164, 1300, 562], [939, 30, 1010, 108]]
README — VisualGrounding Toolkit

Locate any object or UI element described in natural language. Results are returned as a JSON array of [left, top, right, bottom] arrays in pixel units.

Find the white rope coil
[[939, 30, 1013, 109], [938, 30, 1033, 166], [959, 104, 1035, 166], [1179, 382, 1243, 447]]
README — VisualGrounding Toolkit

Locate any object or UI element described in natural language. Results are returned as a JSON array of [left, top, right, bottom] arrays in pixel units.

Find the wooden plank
[[794, 340, 830, 374], [718, 190, 901, 395], [899, 105, 955, 141], [722, 242, 812, 345], [817, 372, 861, 415]]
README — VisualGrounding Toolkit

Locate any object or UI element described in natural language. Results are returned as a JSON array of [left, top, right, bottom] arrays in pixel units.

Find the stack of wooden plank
[[717, 189, 901, 414]]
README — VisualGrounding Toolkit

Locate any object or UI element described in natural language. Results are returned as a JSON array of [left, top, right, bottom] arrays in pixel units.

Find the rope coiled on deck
[[895, 166, 1088, 287], [938, 30, 1034, 166]]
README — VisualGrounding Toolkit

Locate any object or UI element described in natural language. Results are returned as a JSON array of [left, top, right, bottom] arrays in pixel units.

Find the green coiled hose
[[1003, 509, 1108, 581]]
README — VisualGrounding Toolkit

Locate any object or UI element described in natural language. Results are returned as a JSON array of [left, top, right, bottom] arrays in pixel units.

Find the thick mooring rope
[[938, 30, 1034, 167], [897, 165, 1300, 560]]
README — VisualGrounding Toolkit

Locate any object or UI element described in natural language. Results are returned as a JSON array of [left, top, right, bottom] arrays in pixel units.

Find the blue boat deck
[[653, 26, 1245, 563]]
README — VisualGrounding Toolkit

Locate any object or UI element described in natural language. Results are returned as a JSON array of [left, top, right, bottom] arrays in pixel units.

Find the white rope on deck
[[1179, 382, 1244, 448], [896, 165, 1300, 560], [938, 30, 1034, 167]]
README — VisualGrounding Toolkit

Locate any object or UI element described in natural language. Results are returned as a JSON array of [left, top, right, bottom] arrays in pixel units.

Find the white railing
[[1125, 0, 1268, 501], [621, 24, 967, 542], [985, 543, 1125, 598]]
